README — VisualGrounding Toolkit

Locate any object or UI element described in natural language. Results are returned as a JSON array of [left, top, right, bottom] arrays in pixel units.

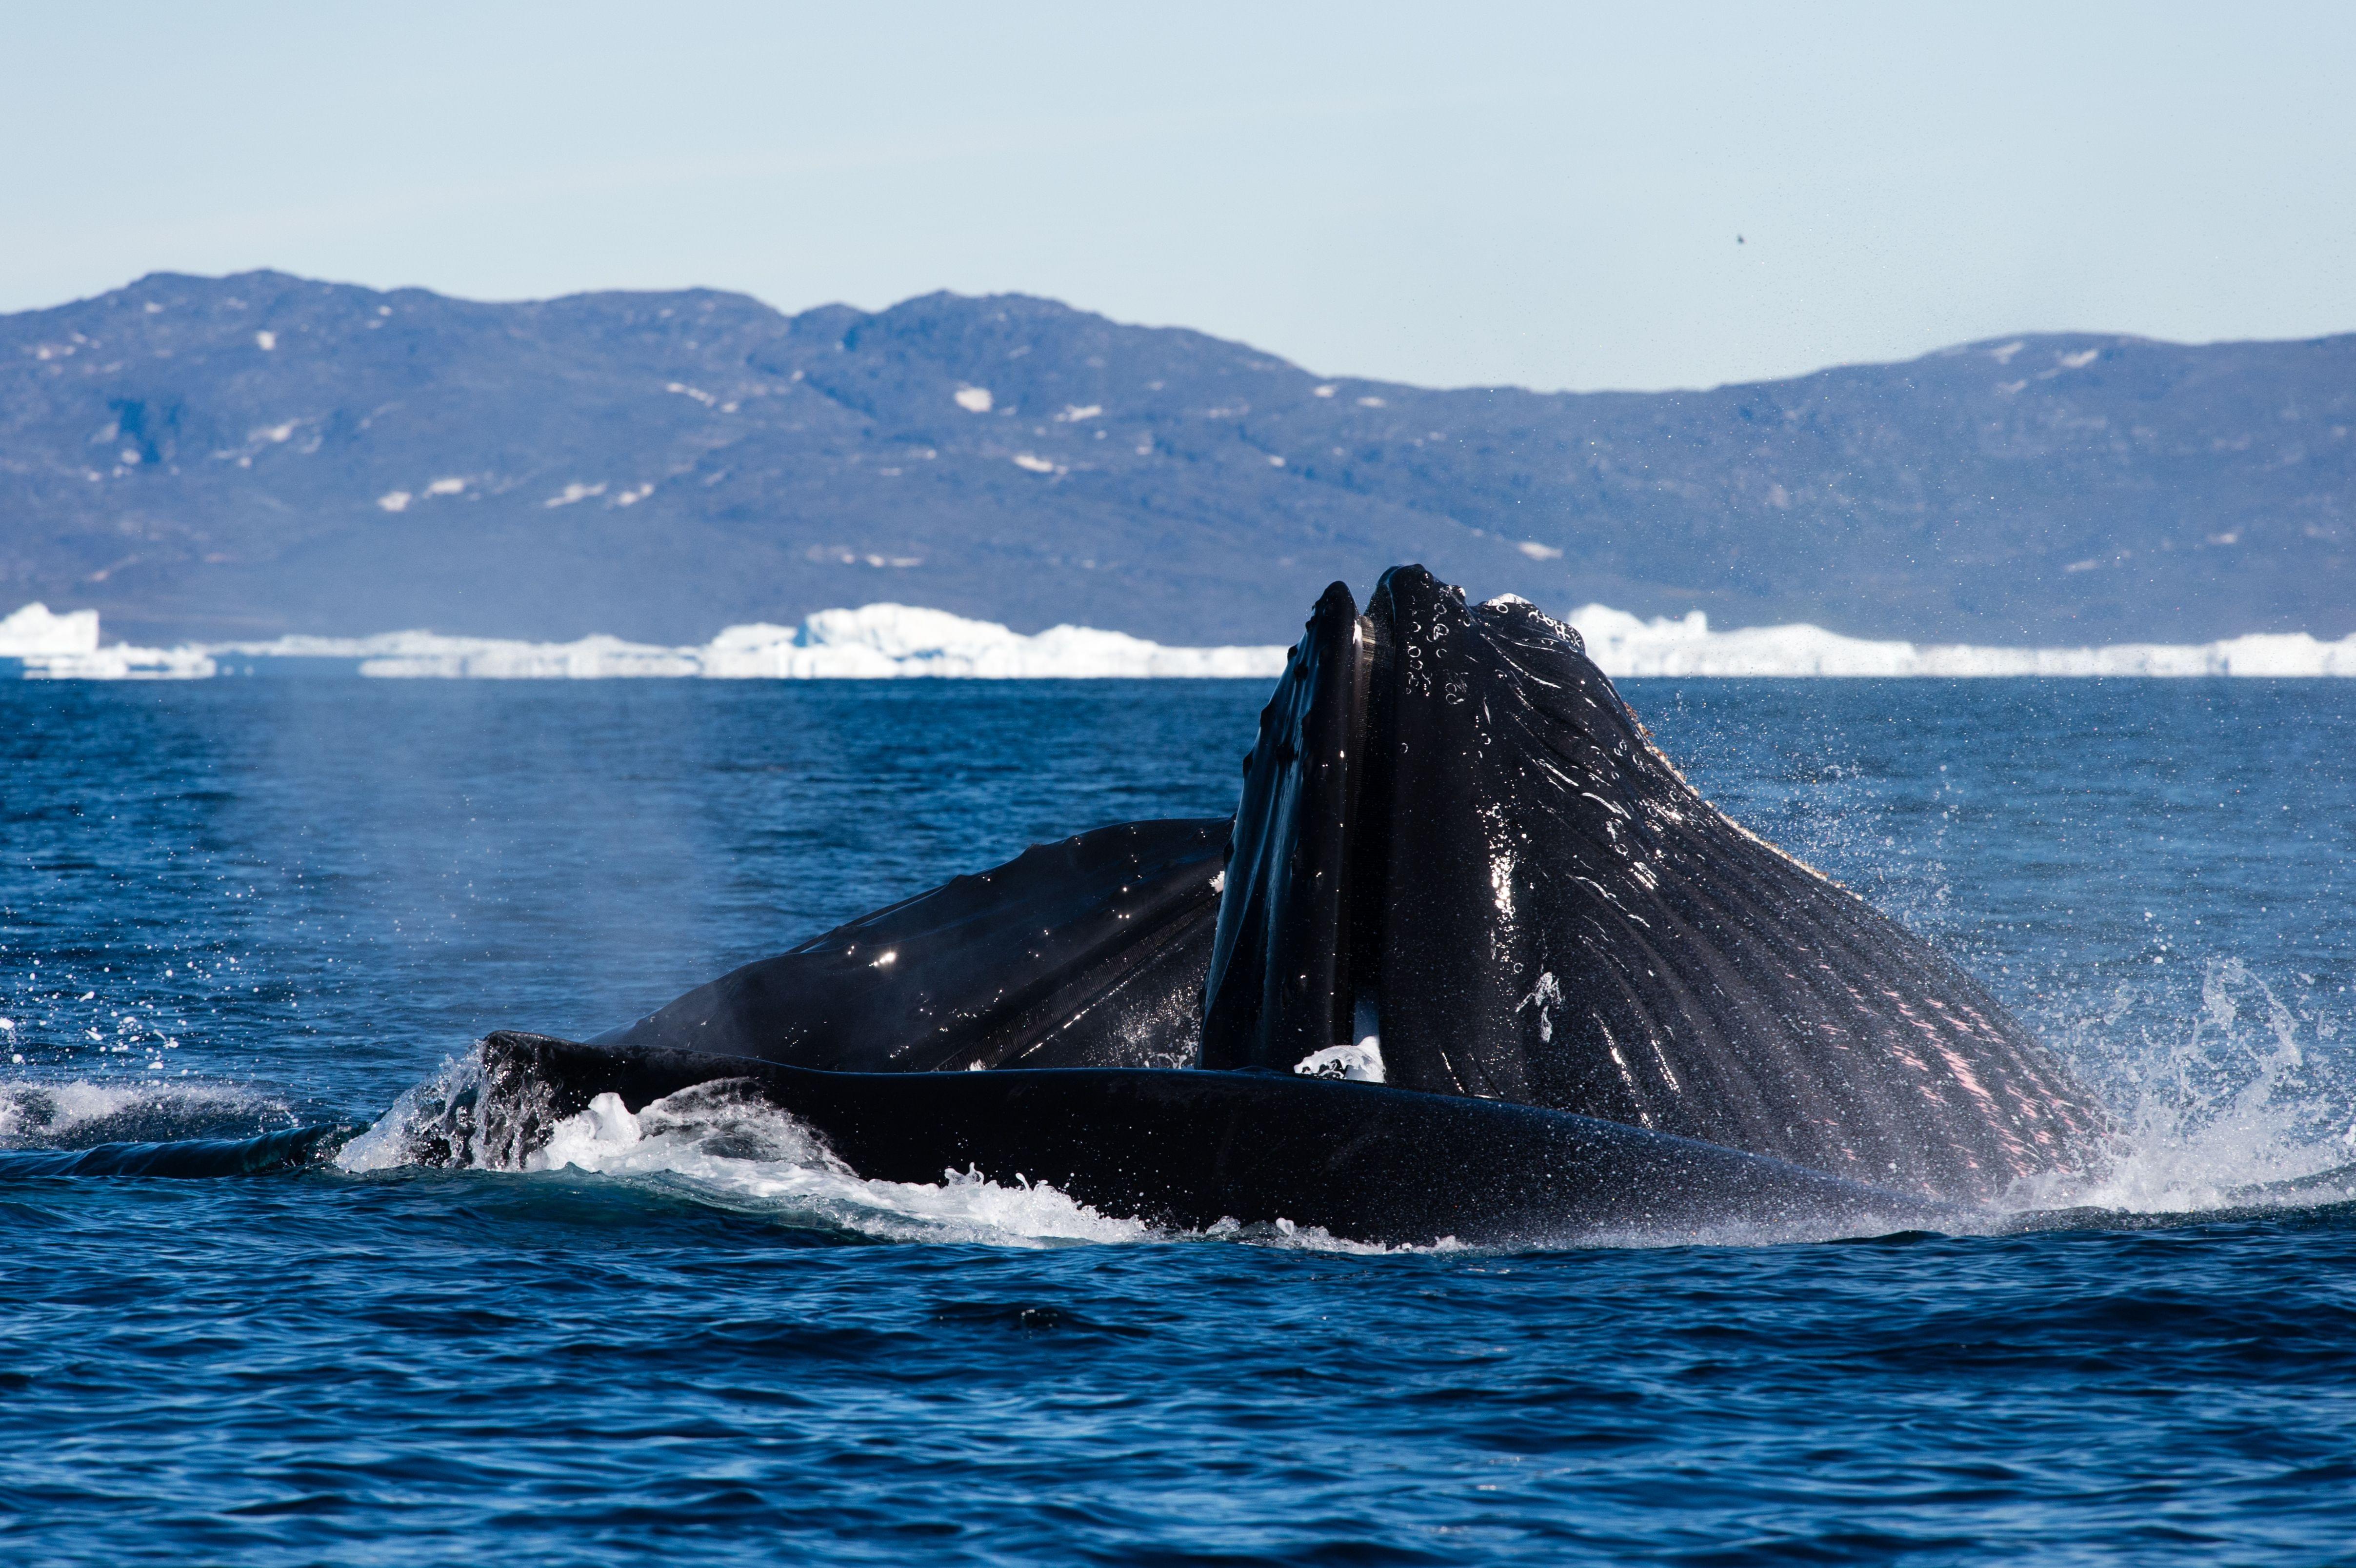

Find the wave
[[0, 1076, 341, 1179], [11, 598, 2356, 681], [0, 1077, 299, 1149], [0, 1124, 342, 1179]]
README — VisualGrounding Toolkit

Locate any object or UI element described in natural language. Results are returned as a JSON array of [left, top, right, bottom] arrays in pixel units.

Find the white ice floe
[[10, 597, 2356, 681], [1567, 604, 2356, 678], [20, 644, 217, 679], [696, 605, 1283, 679], [0, 604, 213, 677], [354, 634, 702, 680], [190, 603, 1287, 680], [0, 602, 100, 657]]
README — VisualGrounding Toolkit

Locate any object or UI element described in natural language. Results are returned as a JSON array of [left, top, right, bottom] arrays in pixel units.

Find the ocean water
[[3, 675, 2352, 1565]]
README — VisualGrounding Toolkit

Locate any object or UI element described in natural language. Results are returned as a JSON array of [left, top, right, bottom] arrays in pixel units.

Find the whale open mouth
[[355, 566, 2118, 1245]]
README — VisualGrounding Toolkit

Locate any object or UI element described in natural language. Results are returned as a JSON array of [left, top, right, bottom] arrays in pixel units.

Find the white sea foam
[[340, 1064, 1153, 1246], [340, 1049, 1470, 1250], [0, 1078, 291, 1149], [333, 1053, 479, 1173], [1293, 1039, 1386, 1082], [527, 1087, 1151, 1247]]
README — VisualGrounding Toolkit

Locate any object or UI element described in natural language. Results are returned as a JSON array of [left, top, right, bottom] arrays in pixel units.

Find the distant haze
[[3, 2, 2353, 393]]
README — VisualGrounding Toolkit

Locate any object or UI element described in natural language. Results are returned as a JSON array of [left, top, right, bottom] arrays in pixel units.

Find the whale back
[[592, 817, 1225, 1072]]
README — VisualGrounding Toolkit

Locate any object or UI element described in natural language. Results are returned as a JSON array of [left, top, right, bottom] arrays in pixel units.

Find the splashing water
[[2017, 957, 2356, 1213], [334, 1047, 557, 1173], [535, 1086, 1154, 1247], [337, 1046, 1486, 1251], [339, 1047, 1151, 1247], [0, 1078, 297, 1150], [330, 1004, 2356, 1252]]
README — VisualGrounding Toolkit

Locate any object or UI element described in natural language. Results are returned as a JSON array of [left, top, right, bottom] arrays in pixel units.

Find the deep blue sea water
[[3, 675, 2352, 1565]]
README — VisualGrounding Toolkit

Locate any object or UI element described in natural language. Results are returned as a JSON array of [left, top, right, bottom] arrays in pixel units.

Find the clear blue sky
[[6, 1, 2350, 391]]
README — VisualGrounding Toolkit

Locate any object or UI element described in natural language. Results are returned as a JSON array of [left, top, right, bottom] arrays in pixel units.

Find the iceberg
[[0, 602, 99, 657], [201, 603, 1289, 680], [1567, 604, 2356, 678], [694, 605, 1285, 679], [6, 598, 2354, 681], [1, 601, 215, 678]]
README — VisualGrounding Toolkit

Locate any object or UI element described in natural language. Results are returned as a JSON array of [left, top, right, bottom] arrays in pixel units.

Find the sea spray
[[336, 1043, 559, 1173], [0, 1077, 296, 1150], [2009, 958, 2356, 1213], [339, 1049, 1155, 1247]]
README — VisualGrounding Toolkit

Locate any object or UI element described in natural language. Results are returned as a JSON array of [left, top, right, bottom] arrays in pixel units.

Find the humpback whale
[[405, 567, 2111, 1244]]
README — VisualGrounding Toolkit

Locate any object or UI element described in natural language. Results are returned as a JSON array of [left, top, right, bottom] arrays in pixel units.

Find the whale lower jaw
[[434, 1031, 1954, 1249]]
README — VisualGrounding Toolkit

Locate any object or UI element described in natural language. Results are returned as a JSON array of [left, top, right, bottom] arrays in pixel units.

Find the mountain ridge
[[3, 269, 2347, 645]]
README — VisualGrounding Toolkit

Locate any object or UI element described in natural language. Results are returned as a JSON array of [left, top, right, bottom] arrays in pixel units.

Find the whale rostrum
[[416, 566, 2112, 1239]]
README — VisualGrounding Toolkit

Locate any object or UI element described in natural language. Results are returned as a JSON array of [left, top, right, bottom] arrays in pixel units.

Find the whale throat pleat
[[1211, 564, 2110, 1202]]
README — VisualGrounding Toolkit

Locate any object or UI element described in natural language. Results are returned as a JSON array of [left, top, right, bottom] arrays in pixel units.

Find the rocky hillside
[[2, 270, 2346, 644]]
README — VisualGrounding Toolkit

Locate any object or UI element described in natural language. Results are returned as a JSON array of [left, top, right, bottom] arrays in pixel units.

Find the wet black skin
[[592, 817, 1226, 1072], [434, 566, 2113, 1238], [477, 1031, 1954, 1247], [1210, 568, 2110, 1202]]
